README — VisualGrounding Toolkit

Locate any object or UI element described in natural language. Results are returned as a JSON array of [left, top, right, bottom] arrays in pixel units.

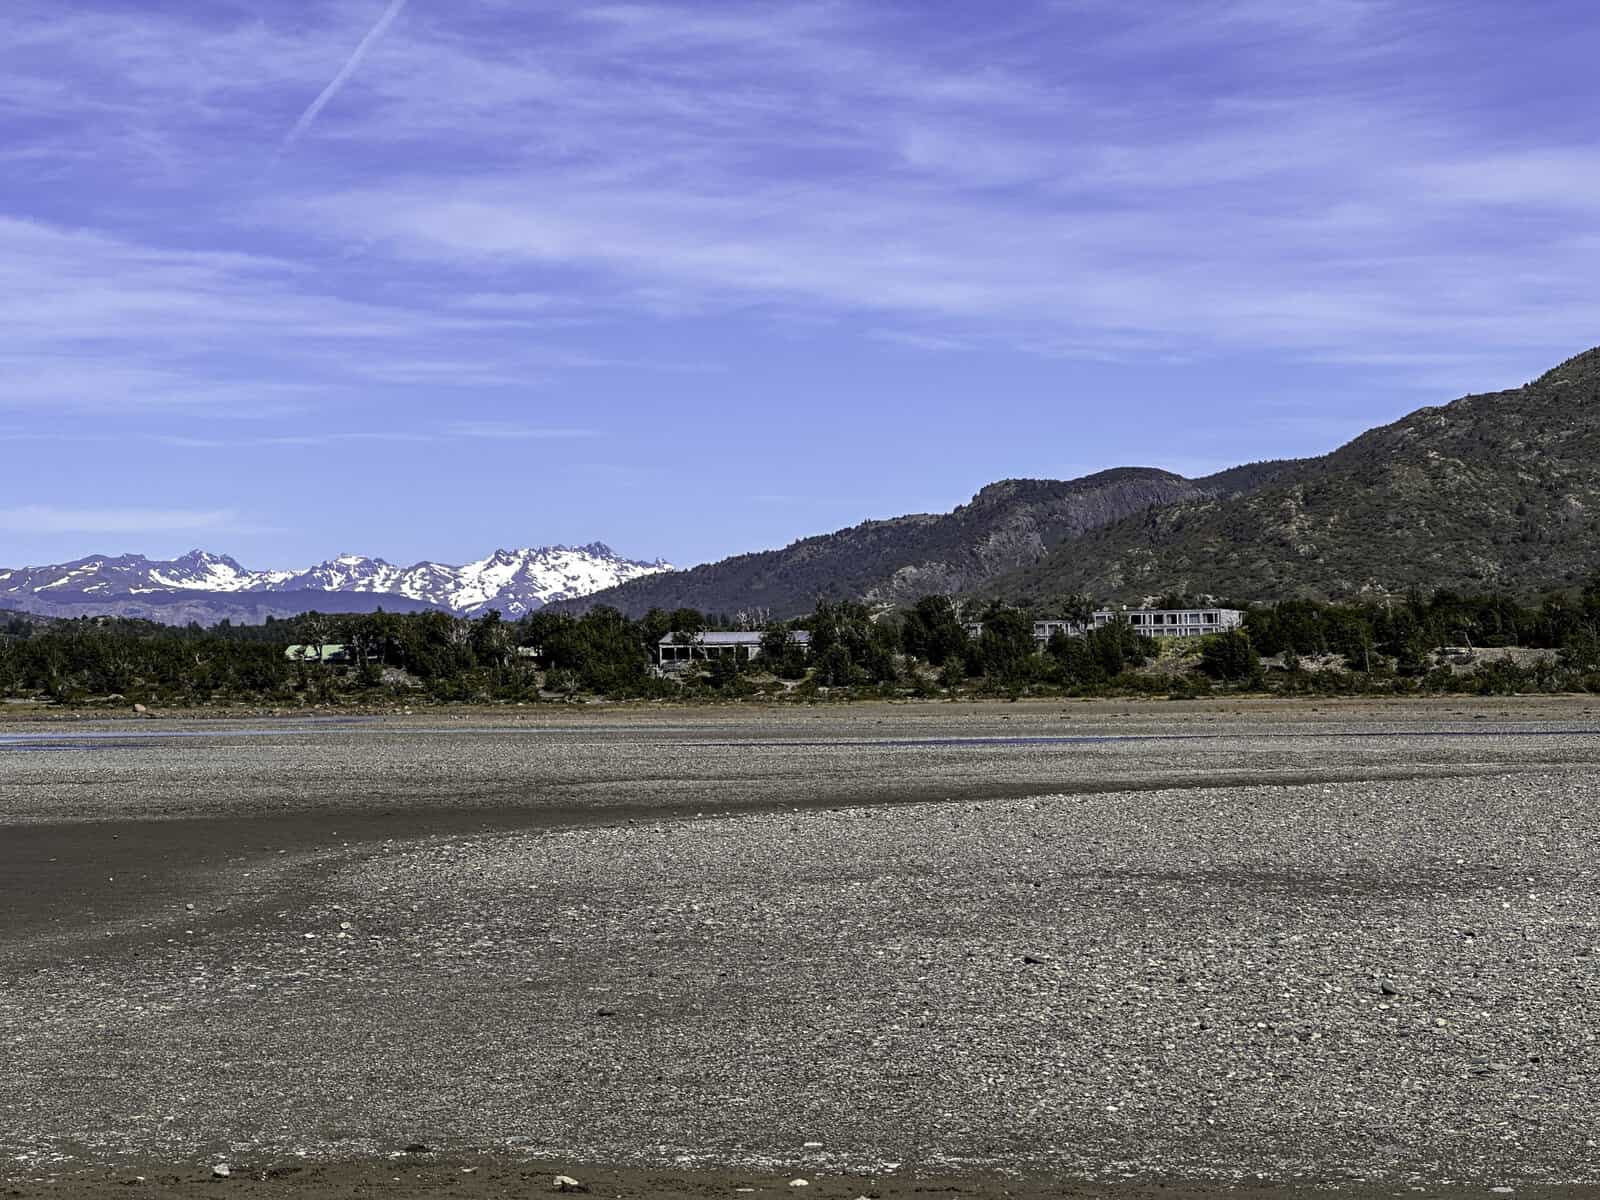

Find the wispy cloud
[[14, 0, 1600, 383], [152, 431, 433, 450], [146, 426, 600, 448], [217, 0, 1594, 379], [450, 292, 569, 314], [448, 423, 600, 441], [2, 427, 603, 450], [0, 505, 241, 534], [869, 329, 976, 353], [0, 215, 673, 413]]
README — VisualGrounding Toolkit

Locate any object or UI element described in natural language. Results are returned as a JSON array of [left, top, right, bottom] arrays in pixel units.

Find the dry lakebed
[[4, 697, 1600, 1199]]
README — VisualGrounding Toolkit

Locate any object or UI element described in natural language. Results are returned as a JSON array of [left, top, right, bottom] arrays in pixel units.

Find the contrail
[[279, 0, 409, 154]]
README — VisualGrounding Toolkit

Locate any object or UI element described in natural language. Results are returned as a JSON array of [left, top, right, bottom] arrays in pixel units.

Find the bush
[[972, 608, 1035, 682], [543, 668, 581, 697], [1199, 631, 1262, 684]]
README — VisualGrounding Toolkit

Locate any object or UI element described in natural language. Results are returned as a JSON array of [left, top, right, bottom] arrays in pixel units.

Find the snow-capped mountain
[[0, 550, 280, 599], [267, 543, 672, 616], [0, 543, 673, 622]]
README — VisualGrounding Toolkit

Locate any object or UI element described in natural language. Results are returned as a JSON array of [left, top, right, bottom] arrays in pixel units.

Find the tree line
[[3, 579, 1600, 707]]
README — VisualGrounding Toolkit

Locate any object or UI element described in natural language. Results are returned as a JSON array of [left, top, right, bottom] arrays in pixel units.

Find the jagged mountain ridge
[[556, 465, 1294, 619], [0, 543, 672, 622], [989, 347, 1600, 603], [263, 543, 671, 615]]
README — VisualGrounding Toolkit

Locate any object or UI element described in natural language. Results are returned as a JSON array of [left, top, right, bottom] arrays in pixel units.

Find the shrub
[[1199, 631, 1262, 684]]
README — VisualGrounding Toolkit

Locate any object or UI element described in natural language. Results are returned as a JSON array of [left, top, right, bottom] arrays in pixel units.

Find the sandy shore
[[5, 699, 1600, 1195]]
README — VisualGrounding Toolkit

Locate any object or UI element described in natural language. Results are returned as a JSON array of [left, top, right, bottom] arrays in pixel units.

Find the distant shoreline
[[5, 691, 1600, 725]]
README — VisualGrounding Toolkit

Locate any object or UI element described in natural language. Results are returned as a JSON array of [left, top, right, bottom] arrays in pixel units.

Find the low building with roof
[[284, 643, 351, 664], [969, 609, 1247, 647], [655, 629, 811, 669], [1091, 607, 1244, 639]]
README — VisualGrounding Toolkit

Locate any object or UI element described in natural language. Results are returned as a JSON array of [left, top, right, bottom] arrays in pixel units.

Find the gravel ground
[[5, 699, 1600, 1192]]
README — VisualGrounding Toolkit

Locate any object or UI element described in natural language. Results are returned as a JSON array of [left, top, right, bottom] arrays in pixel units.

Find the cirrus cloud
[[0, 505, 244, 535]]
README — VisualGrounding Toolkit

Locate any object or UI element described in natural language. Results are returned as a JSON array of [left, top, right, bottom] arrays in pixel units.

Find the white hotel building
[[1032, 607, 1245, 643]]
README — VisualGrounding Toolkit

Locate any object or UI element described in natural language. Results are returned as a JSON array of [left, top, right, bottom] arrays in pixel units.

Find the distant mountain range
[[0, 544, 672, 623]]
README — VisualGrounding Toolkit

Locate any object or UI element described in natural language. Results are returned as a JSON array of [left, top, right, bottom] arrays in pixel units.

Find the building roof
[[285, 643, 348, 660], [657, 630, 811, 645], [1094, 607, 1243, 617]]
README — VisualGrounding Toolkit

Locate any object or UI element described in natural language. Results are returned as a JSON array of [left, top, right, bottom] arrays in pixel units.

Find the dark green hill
[[993, 348, 1600, 603], [559, 468, 1231, 618]]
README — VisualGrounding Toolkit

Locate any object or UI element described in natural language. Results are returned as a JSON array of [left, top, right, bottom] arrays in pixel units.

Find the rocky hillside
[[993, 348, 1600, 603], [559, 467, 1274, 619]]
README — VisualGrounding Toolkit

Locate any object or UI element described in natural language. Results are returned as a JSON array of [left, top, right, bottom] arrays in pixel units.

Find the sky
[[4, 0, 1599, 570]]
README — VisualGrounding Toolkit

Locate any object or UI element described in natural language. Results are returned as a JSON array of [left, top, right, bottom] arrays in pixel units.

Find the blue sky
[[4, 0, 1598, 570]]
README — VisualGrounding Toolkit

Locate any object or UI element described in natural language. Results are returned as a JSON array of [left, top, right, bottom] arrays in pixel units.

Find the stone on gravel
[[9, 703, 1600, 1186]]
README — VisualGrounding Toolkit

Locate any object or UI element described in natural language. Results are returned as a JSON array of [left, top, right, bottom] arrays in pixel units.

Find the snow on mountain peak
[[0, 543, 674, 616], [437, 543, 673, 614], [147, 549, 259, 593]]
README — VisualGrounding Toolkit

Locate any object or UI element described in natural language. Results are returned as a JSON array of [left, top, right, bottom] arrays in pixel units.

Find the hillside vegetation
[[994, 349, 1600, 603], [560, 464, 1299, 619]]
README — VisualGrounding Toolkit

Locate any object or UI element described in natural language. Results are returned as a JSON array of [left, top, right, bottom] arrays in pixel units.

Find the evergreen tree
[[973, 607, 1034, 682], [1200, 630, 1262, 684], [901, 595, 968, 665]]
